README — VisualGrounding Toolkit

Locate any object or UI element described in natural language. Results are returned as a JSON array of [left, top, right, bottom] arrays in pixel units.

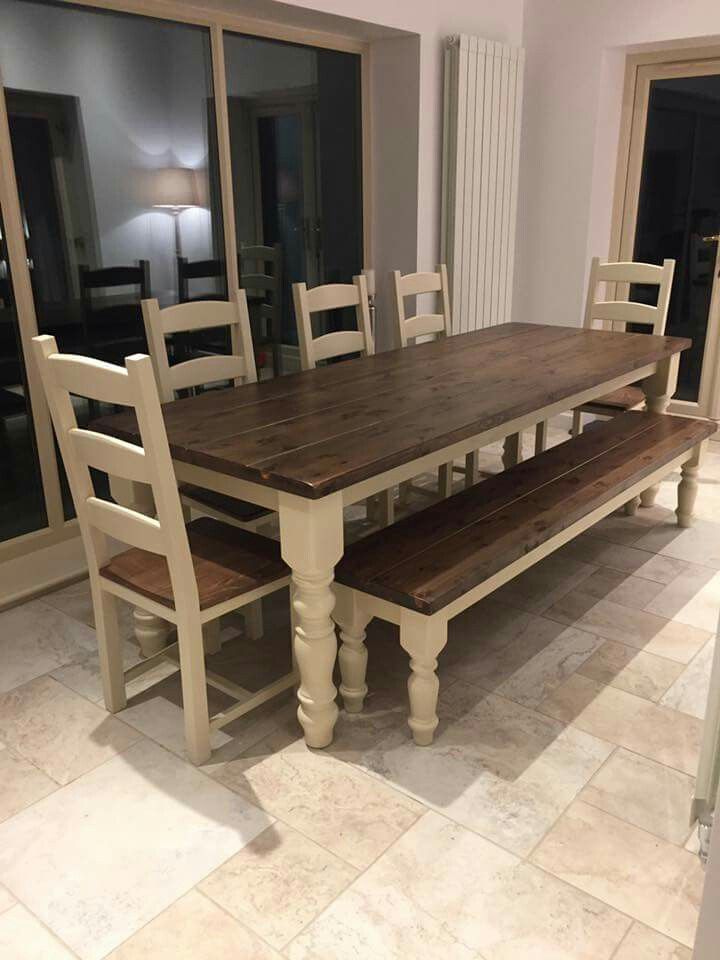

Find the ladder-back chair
[[239, 243, 283, 378], [32, 334, 293, 765]]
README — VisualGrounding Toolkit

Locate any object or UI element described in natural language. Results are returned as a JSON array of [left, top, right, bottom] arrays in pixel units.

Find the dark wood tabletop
[[94, 322, 690, 500]]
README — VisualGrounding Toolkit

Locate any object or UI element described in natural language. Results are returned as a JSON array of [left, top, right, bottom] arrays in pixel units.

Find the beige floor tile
[[545, 591, 710, 663], [661, 638, 716, 720], [0, 884, 15, 915], [118, 697, 231, 758], [360, 692, 612, 856], [0, 740, 272, 960], [633, 519, 720, 569], [106, 890, 282, 959], [0, 904, 77, 959], [573, 567, 666, 610], [0, 676, 141, 785], [44, 578, 135, 638], [614, 922, 692, 959], [579, 748, 694, 845], [492, 554, 597, 614], [558, 535, 689, 583], [645, 566, 720, 632], [494, 624, 604, 708], [201, 822, 356, 948], [588, 510, 666, 546], [51, 646, 178, 706], [0, 600, 98, 695], [0, 744, 57, 822], [212, 729, 423, 870], [531, 801, 704, 947], [289, 811, 630, 960], [539, 674, 702, 775], [577, 640, 683, 702], [442, 598, 537, 677]]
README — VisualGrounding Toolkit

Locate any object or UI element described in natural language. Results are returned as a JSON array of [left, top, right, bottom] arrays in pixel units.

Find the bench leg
[[399, 613, 448, 746], [333, 585, 371, 714], [624, 496, 641, 516], [438, 462, 454, 498], [677, 445, 703, 528], [502, 434, 522, 470], [464, 451, 479, 488]]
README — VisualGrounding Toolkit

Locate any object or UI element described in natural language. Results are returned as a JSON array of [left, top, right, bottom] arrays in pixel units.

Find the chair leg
[[176, 611, 212, 765], [333, 585, 371, 714], [244, 599, 264, 641], [464, 451, 479, 488], [203, 618, 222, 656], [502, 434, 522, 470], [93, 586, 127, 713], [535, 421, 548, 454], [677, 448, 702, 528], [438, 462, 454, 498], [571, 409, 583, 437], [399, 613, 448, 746]]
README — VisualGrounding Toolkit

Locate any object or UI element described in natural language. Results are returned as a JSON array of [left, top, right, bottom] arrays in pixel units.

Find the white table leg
[[108, 477, 172, 658], [642, 355, 680, 508], [279, 491, 344, 748]]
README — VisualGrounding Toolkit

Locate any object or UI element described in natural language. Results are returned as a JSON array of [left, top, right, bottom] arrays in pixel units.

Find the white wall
[[516, 0, 720, 331]]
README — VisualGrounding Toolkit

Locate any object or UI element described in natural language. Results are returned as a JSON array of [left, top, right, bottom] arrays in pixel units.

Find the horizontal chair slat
[[86, 497, 166, 556], [592, 300, 658, 327], [402, 313, 446, 339], [312, 330, 367, 363], [159, 300, 238, 334], [50, 353, 134, 406], [69, 428, 150, 484], [169, 355, 247, 392], [306, 283, 359, 312], [595, 261, 666, 284], [398, 271, 443, 296]]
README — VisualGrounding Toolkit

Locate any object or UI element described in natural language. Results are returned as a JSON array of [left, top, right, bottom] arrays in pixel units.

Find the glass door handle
[[702, 235, 720, 243]]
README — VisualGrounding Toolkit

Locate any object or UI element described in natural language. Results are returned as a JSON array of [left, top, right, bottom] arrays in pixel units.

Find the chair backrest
[[32, 334, 198, 608], [392, 264, 451, 348], [177, 257, 224, 303], [141, 292, 257, 403], [583, 258, 675, 335], [79, 261, 151, 299], [239, 243, 282, 324], [292, 275, 373, 370]]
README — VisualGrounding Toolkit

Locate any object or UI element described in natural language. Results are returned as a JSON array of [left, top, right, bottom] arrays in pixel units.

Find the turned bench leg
[[399, 612, 448, 746], [333, 585, 371, 714], [624, 496, 641, 516], [677, 445, 704, 528]]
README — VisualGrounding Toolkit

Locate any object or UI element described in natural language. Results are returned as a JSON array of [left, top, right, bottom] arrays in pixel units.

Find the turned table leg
[[109, 477, 172, 657], [279, 491, 344, 748], [642, 355, 680, 508]]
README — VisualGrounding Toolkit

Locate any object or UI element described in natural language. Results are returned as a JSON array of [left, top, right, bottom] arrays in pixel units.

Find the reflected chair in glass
[[32, 335, 295, 764], [392, 264, 479, 501], [142, 291, 273, 640], [239, 243, 283, 379], [292, 273, 395, 527], [177, 256, 225, 304], [78, 261, 151, 365]]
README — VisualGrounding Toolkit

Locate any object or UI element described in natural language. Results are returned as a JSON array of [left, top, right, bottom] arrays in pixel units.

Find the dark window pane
[[0, 211, 48, 542], [224, 32, 363, 376]]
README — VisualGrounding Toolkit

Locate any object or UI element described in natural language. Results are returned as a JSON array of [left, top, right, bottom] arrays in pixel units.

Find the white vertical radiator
[[442, 36, 524, 333]]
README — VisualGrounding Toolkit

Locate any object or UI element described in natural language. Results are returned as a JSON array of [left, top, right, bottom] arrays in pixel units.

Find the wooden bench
[[332, 410, 715, 745]]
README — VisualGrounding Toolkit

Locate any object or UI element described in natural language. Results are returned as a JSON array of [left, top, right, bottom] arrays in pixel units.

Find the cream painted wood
[[333, 440, 704, 746], [32, 335, 293, 765], [333, 584, 371, 714], [293, 275, 395, 526], [109, 340, 683, 750], [143, 291, 266, 632], [278, 490, 344, 749], [392, 264, 479, 492]]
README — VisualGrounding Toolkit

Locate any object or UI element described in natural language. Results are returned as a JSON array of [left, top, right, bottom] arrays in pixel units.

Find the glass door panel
[[0, 210, 47, 543], [224, 32, 363, 376]]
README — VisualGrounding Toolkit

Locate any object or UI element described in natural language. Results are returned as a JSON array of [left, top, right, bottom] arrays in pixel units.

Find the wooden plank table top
[[96, 322, 690, 500]]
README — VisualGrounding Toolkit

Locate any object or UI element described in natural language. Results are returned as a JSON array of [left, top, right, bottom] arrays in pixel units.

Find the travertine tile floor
[[1, 422, 717, 958]]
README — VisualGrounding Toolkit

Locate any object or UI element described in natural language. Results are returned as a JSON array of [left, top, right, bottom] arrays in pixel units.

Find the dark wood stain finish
[[94, 324, 691, 499], [335, 412, 715, 614]]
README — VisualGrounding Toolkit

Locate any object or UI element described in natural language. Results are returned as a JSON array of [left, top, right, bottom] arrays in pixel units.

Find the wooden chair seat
[[179, 484, 271, 524], [579, 384, 644, 415], [336, 411, 714, 615], [101, 516, 288, 611]]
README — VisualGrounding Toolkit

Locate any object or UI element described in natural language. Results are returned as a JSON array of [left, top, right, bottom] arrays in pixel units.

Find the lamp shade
[[153, 166, 198, 208]]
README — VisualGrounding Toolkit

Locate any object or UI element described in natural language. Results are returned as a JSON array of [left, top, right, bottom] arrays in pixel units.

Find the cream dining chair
[[292, 274, 395, 527], [32, 334, 294, 765], [142, 292, 270, 639], [392, 264, 479, 497], [534, 257, 675, 458]]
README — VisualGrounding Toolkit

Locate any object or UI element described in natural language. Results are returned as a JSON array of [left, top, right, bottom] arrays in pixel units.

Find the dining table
[[95, 321, 690, 749]]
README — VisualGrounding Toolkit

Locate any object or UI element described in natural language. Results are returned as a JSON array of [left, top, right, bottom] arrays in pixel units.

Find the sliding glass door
[[224, 32, 363, 376], [0, 0, 366, 570]]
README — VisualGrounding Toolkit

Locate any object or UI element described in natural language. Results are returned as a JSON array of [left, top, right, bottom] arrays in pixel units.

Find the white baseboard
[[0, 535, 87, 612]]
